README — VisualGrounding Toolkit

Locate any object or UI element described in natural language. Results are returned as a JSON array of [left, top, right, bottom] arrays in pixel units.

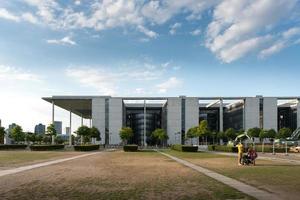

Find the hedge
[[123, 145, 138, 152], [171, 144, 198, 152], [0, 144, 27, 150], [171, 144, 182, 151], [30, 145, 65, 151], [74, 145, 100, 151], [208, 145, 289, 153]]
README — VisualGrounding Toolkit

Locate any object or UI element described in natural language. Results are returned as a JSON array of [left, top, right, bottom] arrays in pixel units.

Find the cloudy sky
[[0, 0, 300, 132]]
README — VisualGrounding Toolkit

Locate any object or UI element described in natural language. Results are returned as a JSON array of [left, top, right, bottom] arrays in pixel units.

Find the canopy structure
[[42, 96, 93, 119]]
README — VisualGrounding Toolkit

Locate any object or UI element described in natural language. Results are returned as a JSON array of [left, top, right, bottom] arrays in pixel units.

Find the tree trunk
[[51, 135, 55, 145], [81, 135, 83, 145]]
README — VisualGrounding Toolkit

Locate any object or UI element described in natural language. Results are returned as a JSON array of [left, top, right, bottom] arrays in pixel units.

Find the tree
[[259, 129, 269, 153], [55, 135, 65, 144], [90, 126, 101, 144], [225, 128, 236, 141], [75, 126, 91, 144], [46, 123, 57, 145], [247, 127, 261, 138], [267, 129, 276, 140], [186, 127, 198, 145], [277, 127, 292, 139], [119, 127, 133, 144], [217, 131, 226, 144], [35, 134, 43, 144], [151, 128, 168, 146], [198, 120, 210, 144], [25, 132, 36, 144], [0, 126, 5, 144], [9, 125, 25, 144]]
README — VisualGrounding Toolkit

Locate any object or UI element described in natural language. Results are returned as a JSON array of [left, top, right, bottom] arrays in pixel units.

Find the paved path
[[158, 151, 281, 200], [204, 151, 300, 165], [0, 152, 101, 177]]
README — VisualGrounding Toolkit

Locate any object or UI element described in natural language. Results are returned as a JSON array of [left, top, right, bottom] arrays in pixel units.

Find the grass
[[163, 149, 300, 199], [0, 150, 254, 200], [0, 150, 82, 168]]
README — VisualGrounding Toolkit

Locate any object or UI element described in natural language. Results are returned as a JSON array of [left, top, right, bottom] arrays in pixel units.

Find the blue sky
[[0, 0, 300, 132]]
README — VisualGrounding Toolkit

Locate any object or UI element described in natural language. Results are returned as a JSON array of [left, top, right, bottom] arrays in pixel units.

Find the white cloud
[[0, 8, 20, 22], [190, 28, 201, 36], [137, 25, 158, 38], [156, 77, 182, 93], [21, 12, 38, 24], [259, 27, 300, 58], [47, 36, 77, 45], [74, 0, 81, 5], [0, 65, 41, 82], [205, 0, 298, 63], [169, 22, 181, 35]]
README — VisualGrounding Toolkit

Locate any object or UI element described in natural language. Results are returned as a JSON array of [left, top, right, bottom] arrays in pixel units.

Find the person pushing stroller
[[242, 147, 257, 166]]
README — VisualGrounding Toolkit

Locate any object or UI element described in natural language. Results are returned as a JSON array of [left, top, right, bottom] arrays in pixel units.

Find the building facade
[[34, 123, 45, 134], [43, 96, 300, 145]]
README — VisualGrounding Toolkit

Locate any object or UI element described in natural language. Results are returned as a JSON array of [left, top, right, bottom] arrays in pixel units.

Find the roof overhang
[[42, 96, 93, 119]]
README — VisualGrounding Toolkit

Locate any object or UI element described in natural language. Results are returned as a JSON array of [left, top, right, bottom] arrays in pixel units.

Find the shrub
[[171, 144, 182, 151], [182, 145, 198, 152], [30, 145, 65, 151], [208, 145, 215, 151], [171, 144, 198, 152], [123, 144, 138, 152], [0, 144, 27, 150], [74, 145, 100, 151]]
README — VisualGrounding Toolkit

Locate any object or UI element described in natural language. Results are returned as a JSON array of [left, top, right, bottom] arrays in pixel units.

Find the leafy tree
[[46, 123, 57, 144], [10, 125, 25, 143], [186, 127, 198, 145], [75, 126, 91, 144], [151, 128, 168, 146], [225, 128, 236, 141], [42, 134, 51, 144], [217, 131, 226, 144], [90, 126, 101, 140], [247, 127, 261, 138], [267, 129, 276, 140], [119, 127, 133, 144], [277, 127, 292, 139], [25, 132, 36, 144], [55, 135, 65, 144], [35, 134, 43, 144], [198, 120, 211, 145], [0, 126, 5, 144]]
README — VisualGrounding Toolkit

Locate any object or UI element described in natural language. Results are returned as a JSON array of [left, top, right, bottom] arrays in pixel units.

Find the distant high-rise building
[[65, 127, 70, 135], [34, 123, 45, 134], [54, 121, 62, 135]]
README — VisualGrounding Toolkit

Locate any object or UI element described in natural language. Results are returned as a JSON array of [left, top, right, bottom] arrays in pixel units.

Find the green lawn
[[0, 150, 254, 200], [0, 151, 82, 168], [163, 150, 300, 199]]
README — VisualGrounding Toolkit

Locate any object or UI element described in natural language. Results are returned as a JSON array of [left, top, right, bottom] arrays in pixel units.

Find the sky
[[0, 0, 300, 133]]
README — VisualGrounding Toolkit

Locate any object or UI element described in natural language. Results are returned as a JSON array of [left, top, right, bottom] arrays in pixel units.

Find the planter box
[[123, 145, 138, 152], [30, 145, 65, 151], [74, 145, 100, 151], [0, 144, 27, 150]]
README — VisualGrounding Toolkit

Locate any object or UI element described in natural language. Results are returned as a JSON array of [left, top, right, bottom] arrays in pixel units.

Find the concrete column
[[297, 100, 300, 128], [244, 97, 260, 130], [109, 98, 122, 145], [219, 99, 223, 132], [81, 115, 83, 126], [143, 100, 147, 147], [263, 97, 278, 131], [69, 111, 72, 146], [51, 101, 55, 145], [167, 97, 181, 145], [89, 119, 92, 128], [185, 97, 199, 145], [92, 98, 106, 145]]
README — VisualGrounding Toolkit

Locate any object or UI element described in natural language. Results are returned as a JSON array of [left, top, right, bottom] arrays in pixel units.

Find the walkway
[[204, 151, 300, 165], [158, 151, 281, 200], [0, 152, 101, 177]]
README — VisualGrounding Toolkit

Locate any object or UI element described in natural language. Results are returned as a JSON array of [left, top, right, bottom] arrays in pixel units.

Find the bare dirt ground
[[0, 151, 84, 169], [166, 150, 300, 200], [0, 151, 253, 200]]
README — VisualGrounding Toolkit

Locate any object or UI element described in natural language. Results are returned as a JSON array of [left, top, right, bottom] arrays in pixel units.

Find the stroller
[[241, 154, 254, 165]]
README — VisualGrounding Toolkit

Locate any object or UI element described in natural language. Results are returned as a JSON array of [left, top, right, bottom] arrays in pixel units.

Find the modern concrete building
[[43, 96, 300, 146], [54, 121, 62, 135], [34, 123, 45, 134]]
